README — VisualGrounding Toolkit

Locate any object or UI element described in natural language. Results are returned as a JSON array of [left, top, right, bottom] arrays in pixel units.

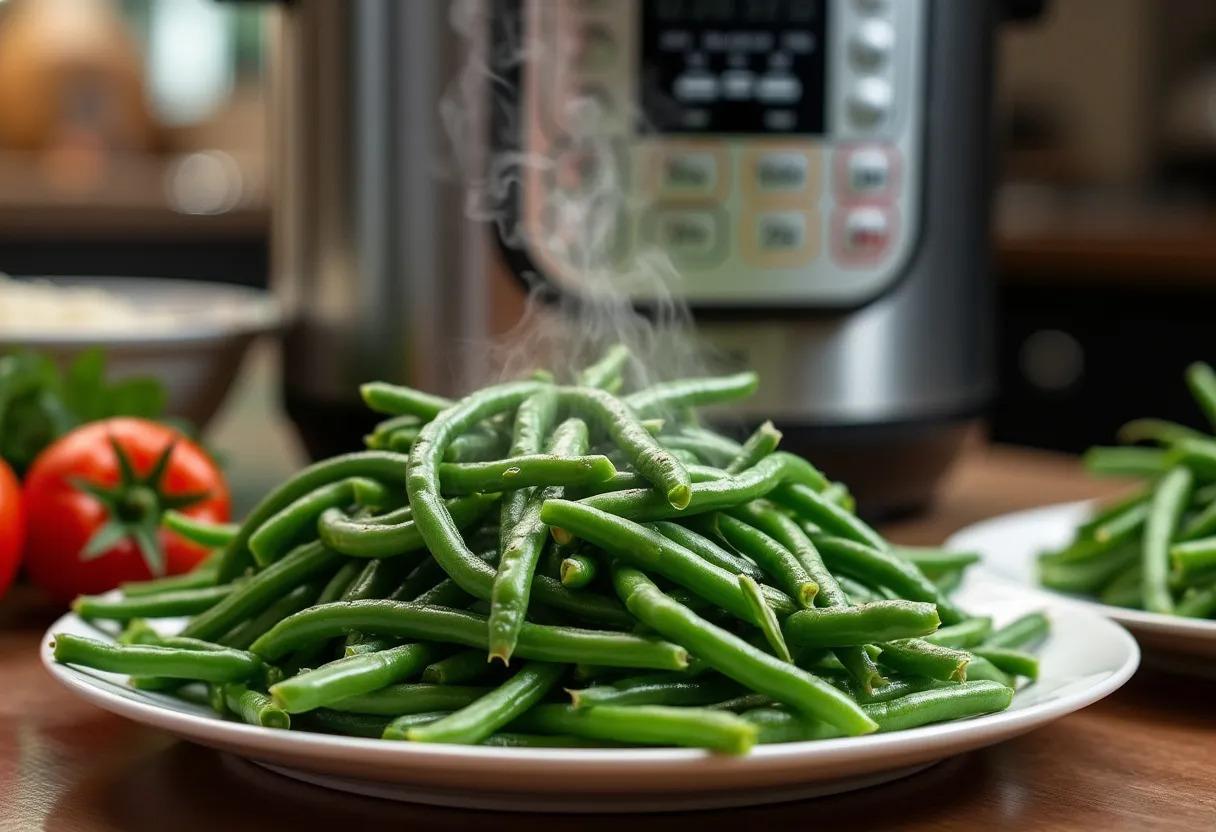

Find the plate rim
[[39, 578, 1141, 781], [947, 499, 1216, 639]]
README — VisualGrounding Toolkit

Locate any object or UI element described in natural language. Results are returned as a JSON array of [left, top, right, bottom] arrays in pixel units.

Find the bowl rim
[[0, 275, 283, 347]]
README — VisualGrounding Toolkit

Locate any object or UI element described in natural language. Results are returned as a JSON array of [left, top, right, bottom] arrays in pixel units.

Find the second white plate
[[948, 500, 1216, 660]]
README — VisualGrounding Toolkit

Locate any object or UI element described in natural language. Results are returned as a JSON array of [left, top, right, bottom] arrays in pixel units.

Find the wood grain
[[4, 444, 1215, 830]]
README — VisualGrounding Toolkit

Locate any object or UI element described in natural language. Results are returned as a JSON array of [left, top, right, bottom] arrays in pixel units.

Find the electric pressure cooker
[[266, 0, 1042, 517]]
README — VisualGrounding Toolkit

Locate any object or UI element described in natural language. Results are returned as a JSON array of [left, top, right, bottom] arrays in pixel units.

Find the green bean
[[612, 566, 876, 736], [316, 561, 362, 605], [162, 511, 238, 548], [73, 584, 233, 622], [1171, 536, 1216, 580], [508, 703, 757, 754], [499, 389, 559, 561], [269, 643, 441, 713], [383, 428, 422, 453], [1117, 418, 1206, 447], [360, 381, 452, 420], [407, 661, 566, 744], [1039, 542, 1139, 594], [300, 710, 401, 738], [738, 706, 829, 743], [327, 683, 491, 715], [922, 617, 992, 649], [739, 574, 793, 662], [821, 482, 856, 513], [837, 574, 886, 604], [216, 451, 414, 582], [726, 421, 782, 475], [317, 494, 499, 559], [964, 654, 1013, 687], [479, 733, 621, 748], [423, 648, 502, 685], [559, 387, 691, 509], [838, 673, 948, 705], [1144, 466, 1194, 613], [1167, 436, 1216, 480], [413, 577, 476, 609], [970, 647, 1038, 681], [386, 558, 446, 602], [1083, 446, 1170, 478], [540, 499, 795, 622], [1100, 565, 1143, 608], [438, 453, 616, 495], [625, 372, 759, 418], [404, 380, 631, 627], [560, 552, 599, 589], [775, 484, 886, 551], [1186, 362, 1216, 430], [809, 534, 965, 625], [342, 557, 415, 602], [249, 477, 392, 568], [579, 453, 823, 523], [223, 683, 290, 729], [220, 580, 325, 650], [578, 344, 632, 390], [53, 633, 262, 682], [894, 547, 981, 575], [875, 639, 969, 682], [1077, 491, 1149, 539], [570, 675, 747, 709], [250, 601, 688, 670], [1182, 497, 1216, 541], [650, 521, 766, 581], [717, 513, 818, 607], [785, 601, 940, 648], [933, 569, 965, 597], [1176, 585, 1216, 618], [491, 418, 586, 662], [367, 414, 423, 446], [1050, 503, 1147, 565], [120, 566, 218, 598], [445, 427, 509, 463], [182, 540, 344, 641], [344, 637, 401, 657], [658, 429, 741, 468]]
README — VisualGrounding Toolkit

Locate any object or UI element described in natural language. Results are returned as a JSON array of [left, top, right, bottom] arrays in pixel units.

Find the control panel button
[[756, 75, 803, 105], [850, 19, 895, 70], [847, 78, 893, 128], [721, 69, 755, 100], [743, 145, 819, 203], [756, 153, 809, 192], [647, 208, 725, 265], [660, 153, 717, 195], [838, 146, 898, 199], [833, 205, 896, 264], [742, 209, 818, 268], [674, 72, 719, 103]]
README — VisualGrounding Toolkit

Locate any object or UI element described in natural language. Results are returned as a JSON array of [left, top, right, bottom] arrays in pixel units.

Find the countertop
[[3, 443, 1216, 831]]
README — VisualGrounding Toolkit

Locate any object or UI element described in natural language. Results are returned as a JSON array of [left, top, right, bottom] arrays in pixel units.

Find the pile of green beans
[[1043, 361, 1216, 617], [53, 346, 1043, 754]]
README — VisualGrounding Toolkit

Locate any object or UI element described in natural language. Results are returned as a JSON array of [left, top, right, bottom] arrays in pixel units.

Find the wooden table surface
[[4, 443, 1216, 831]]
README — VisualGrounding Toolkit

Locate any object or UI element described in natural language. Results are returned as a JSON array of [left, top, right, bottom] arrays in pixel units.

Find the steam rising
[[440, 0, 728, 389]]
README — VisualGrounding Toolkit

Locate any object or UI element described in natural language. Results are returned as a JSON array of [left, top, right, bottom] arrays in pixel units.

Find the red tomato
[[0, 459, 23, 600], [22, 417, 230, 603]]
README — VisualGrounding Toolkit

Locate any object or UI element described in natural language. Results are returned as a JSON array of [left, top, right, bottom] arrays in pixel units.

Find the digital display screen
[[639, 0, 828, 135]]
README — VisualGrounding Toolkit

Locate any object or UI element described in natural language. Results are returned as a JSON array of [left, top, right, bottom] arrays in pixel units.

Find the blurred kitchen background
[[3, 0, 1216, 511]]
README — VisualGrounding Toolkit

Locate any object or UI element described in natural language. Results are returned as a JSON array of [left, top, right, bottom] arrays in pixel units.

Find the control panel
[[516, 0, 927, 307]]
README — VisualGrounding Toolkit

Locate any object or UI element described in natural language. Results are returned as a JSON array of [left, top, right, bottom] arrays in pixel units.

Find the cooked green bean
[[438, 453, 617, 495], [570, 674, 746, 709], [874, 639, 969, 682], [423, 648, 502, 685], [327, 683, 491, 715], [658, 428, 741, 468], [922, 617, 992, 649], [612, 566, 876, 736], [162, 511, 238, 548], [300, 710, 402, 738], [775, 484, 886, 551], [560, 552, 599, 589], [1144, 466, 1194, 613], [407, 661, 566, 744], [1171, 536, 1216, 580], [1100, 565, 1143, 608], [1117, 418, 1206, 447], [249, 477, 392, 567], [578, 344, 632, 390], [785, 601, 940, 648], [894, 547, 982, 575], [717, 514, 817, 607], [269, 643, 441, 713], [509, 703, 757, 754], [726, 421, 782, 474], [220, 580, 325, 650], [446, 427, 510, 463], [250, 601, 689, 670], [970, 647, 1039, 681], [360, 381, 452, 420], [1186, 362, 1216, 431], [318, 494, 500, 559], [53, 633, 262, 682], [738, 574, 793, 662], [964, 654, 1013, 687], [120, 566, 218, 598], [1039, 542, 1139, 594], [650, 521, 766, 581], [1083, 446, 1170, 478], [223, 683, 290, 729], [73, 584, 232, 622], [625, 372, 759, 419]]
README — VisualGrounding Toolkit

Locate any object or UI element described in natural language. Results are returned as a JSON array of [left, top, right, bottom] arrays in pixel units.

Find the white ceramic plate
[[42, 574, 1138, 813], [948, 500, 1216, 662]]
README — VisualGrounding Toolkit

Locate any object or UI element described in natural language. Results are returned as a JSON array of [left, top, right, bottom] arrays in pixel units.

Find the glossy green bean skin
[[73, 584, 232, 622], [327, 683, 492, 715], [739, 574, 793, 662], [120, 566, 218, 598], [269, 643, 441, 713], [439, 454, 616, 495], [624, 372, 759, 419], [1083, 446, 1170, 478], [983, 612, 1051, 651], [539, 499, 795, 622], [1100, 565, 1143, 608], [717, 513, 817, 607], [216, 451, 413, 582], [777, 484, 887, 551], [650, 521, 766, 581], [726, 421, 782, 474], [366, 414, 423, 448], [1186, 362, 1216, 430], [250, 601, 689, 670], [301, 710, 402, 738], [491, 418, 587, 662], [341, 557, 414, 603], [509, 703, 757, 754], [423, 648, 503, 685], [1176, 585, 1216, 618], [445, 427, 510, 463], [578, 344, 631, 389], [658, 430, 741, 468], [559, 387, 691, 509], [403, 381, 630, 627], [1039, 543, 1139, 594], [1171, 536, 1216, 580], [219, 580, 325, 650], [921, 617, 992, 649], [612, 566, 876, 736], [571, 675, 746, 709], [875, 639, 969, 682], [499, 388, 562, 561], [809, 534, 965, 625], [971, 647, 1039, 680], [162, 510, 238, 548], [318, 494, 499, 559], [964, 655, 1013, 687], [360, 381, 452, 420], [223, 683, 290, 729], [53, 634, 261, 682], [1144, 466, 1194, 613], [249, 477, 391, 567], [560, 552, 599, 589], [784, 601, 940, 648], [182, 540, 344, 641], [894, 547, 981, 575], [407, 661, 566, 744]]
